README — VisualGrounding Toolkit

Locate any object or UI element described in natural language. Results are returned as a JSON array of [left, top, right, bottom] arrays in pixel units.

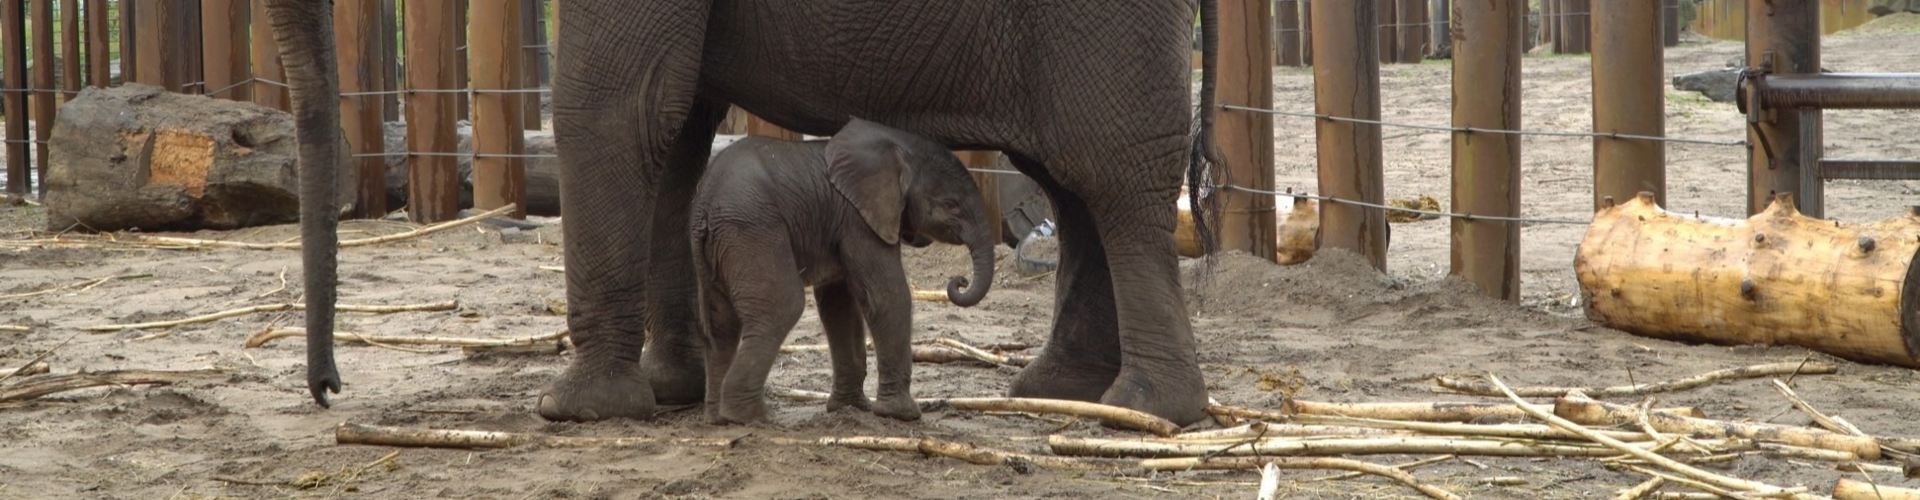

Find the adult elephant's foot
[[717, 394, 769, 424], [1100, 365, 1209, 427], [537, 361, 655, 422], [872, 393, 921, 421], [826, 390, 871, 413], [1006, 348, 1120, 403], [641, 340, 706, 406]]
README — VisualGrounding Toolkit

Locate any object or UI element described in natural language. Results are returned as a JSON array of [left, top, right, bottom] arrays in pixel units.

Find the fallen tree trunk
[[1177, 190, 1319, 264], [1555, 394, 1882, 459], [1576, 193, 1920, 368]]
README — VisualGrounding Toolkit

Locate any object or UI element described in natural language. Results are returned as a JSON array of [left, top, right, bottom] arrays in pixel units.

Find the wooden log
[[404, 0, 460, 223], [200, 0, 249, 101], [29, 0, 50, 196], [1577, 193, 1920, 368], [1555, 394, 1882, 459], [247, 0, 288, 111], [1, 0, 22, 198], [1177, 191, 1317, 264], [336, 0, 387, 219], [1834, 478, 1920, 500]]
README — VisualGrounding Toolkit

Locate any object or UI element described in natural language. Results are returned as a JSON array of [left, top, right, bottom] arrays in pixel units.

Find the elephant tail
[[1187, 0, 1220, 261]]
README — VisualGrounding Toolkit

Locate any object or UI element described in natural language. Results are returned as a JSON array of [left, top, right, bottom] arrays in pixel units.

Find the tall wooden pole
[[1217, 0, 1277, 260], [83, 0, 102, 87], [183, 0, 200, 93], [1558, 0, 1590, 54], [960, 151, 1001, 239], [1311, 0, 1386, 270], [1394, 0, 1426, 62], [1, 0, 24, 197], [1451, 0, 1524, 301], [1745, 0, 1822, 217], [1663, 0, 1682, 47], [116, 0, 130, 83], [1276, 0, 1302, 67], [471, 0, 525, 218], [453, 0, 468, 121], [1591, 0, 1665, 210], [1376, 0, 1396, 64], [1300, 0, 1313, 66], [202, 0, 250, 101], [248, 0, 287, 110], [131, 0, 180, 89], [405, 0, 460, 223], [336, 0, 387, 219], [30, 0, 52, 196], [381, 0, 398, 119], [58, 0, 76, 96]]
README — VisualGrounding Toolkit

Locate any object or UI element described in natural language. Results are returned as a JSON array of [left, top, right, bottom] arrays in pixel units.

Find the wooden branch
[[1133, 457, 1460, 500], [83, 301, 459, 332], [1048, 434, 1643, 459], [1310, 455, 1455, 482], [1486, 374, 1809, 499], [1555, 393, 1882, 459], [334, 422, 741, 449], [0, 369, 223, 402], [0, 273, 149, 300], [779, 342, 1027, 367], [0, 361, 48, 378], [1292, 414, 1653, 442], [1834, 478, 1920, 500], [0, 332, 77, 385], [0, 325, 26, 332], [1255, 462, 1281, 500], [1771, 379, 1868, 437], [1173, 421, 1408, 440], [244, 327, 569, 353], [768, 388, 1179, 436], [1435, 362, 1840, 398], [129, 204, 518, 250], [1618, 477, 1665, 500], [933, 338, 1033, 367], [910, 289, 949, 303], [1209, 401, 1700, 424]]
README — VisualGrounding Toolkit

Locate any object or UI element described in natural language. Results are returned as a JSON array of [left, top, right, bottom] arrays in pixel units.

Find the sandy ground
[[4, 24, 1920, 500]]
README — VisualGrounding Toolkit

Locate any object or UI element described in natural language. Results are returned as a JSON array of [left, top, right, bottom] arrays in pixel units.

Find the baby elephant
[[690, 118, 997, 423]]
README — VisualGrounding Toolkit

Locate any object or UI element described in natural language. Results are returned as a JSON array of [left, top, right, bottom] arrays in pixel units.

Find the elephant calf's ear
[[825, 126, 909, 246]]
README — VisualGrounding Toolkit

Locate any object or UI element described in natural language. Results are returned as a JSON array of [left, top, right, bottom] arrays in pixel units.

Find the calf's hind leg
[[714, 238, 808, 423]]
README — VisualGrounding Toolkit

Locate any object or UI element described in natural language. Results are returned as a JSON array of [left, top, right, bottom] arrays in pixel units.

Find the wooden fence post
[[405, 0, 460, 223], [1591, 0, 1665, 210], [1663, 0, 1681, 47], [959, 151, 1001, 240], [1394, 0, 1426, 62], [381, 0, 398, 119], [59, 0, 76, 96], [1559, 0, 1590, 54], [471, 0, 525, 218], [1543, 0, 1557, 51], [30, 0, 51, 195], [132, 0, 181, 90], [1433, 0, 1452, 57], [1276, 0, 1301, 67], [745, 115, 801, 140], [520, 0, 544, 131], [2, 0, 24, 197], [84, 0, 102, 87], [453, 0, 468, 121], [1311, 0, 1387, 270], [1376, 0, 1396, 64], [1745, 0, 1822, 217], [1218, 0, 1277, 260], [337, 0, 387, 219], [1300, 0, 1312, 66], [202, 0, 250, 101], [116, 0, 130, 83], [249, 0, 287, 110], [1451, 0, 1524, 301]]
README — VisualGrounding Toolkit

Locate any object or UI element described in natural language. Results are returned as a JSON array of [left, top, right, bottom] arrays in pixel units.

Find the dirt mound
[[1841, 12, 1920, 34]]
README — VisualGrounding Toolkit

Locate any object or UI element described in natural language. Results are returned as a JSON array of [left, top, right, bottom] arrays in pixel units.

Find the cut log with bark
[[43, 84, 355, 231], [1554, 393, 1882, 459], [1577, 193, 1920, 368], [1834, 478, 1920, 500], [1177, 190, 1319, 264]]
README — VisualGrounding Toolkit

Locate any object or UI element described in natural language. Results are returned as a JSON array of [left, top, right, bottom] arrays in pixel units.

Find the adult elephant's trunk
[[264, 1, 343, 407], [946, 228, 996, 307]]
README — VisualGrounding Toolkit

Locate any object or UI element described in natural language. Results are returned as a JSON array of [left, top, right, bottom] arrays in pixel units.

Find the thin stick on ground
[[910, 289, 950, 303], [1556, 393, 1882, 459], [1136, 457, 1459, 499], [83, 301, 459, 332], [1771, 379, 1868, 437], [0, 273, 150, 301], [128, 204, 518, 250], [248, 266, 291, 300], [0, 361, 50, 379], [779, 343, 1023, 366], [1292, 413, 1652, 442], [1206, 401, 1700, 424], [1485, 374, 1809, 498], [0, 332, 79, 385], [767, 387, 1179, 436], [245, 327, 570, 353], [0, 369, 224, 402], [1617, 477, 1665, 500], [1434, 362, 1839, 398], [1255, 462, 1280, 500], [1047, 434, 1707, 459], [933, 337, 1033, 367], [0, 325, 27, 332], [1310, 455, 1454, 482]]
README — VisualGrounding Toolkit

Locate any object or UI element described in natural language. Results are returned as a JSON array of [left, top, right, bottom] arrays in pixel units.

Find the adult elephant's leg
[[537, 0, 712, 422], [1086, 179, 1207, 426], [1007, 172, 1123, 403], [641, 98, 728, 406]]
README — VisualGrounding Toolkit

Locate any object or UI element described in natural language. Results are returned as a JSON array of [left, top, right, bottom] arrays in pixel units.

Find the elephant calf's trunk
[[946, 234, 995, 307]]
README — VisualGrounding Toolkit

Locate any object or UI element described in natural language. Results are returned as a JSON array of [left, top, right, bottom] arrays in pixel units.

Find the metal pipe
[[1756, 73, 1920, 110]]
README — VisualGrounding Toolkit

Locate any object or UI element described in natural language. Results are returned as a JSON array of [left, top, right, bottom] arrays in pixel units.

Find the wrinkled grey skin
[[691, 119, 994, 423], [265, 0, 1220, 426]]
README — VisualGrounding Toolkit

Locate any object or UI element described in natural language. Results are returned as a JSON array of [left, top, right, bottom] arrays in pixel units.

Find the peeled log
[[1178, 191, 1319, 264], [1576, 193, 1920, 368], [43, 85, 355, 231]]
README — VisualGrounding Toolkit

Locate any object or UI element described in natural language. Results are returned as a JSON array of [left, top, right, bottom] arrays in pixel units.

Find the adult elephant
[[264, 0, 1220, 425]]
